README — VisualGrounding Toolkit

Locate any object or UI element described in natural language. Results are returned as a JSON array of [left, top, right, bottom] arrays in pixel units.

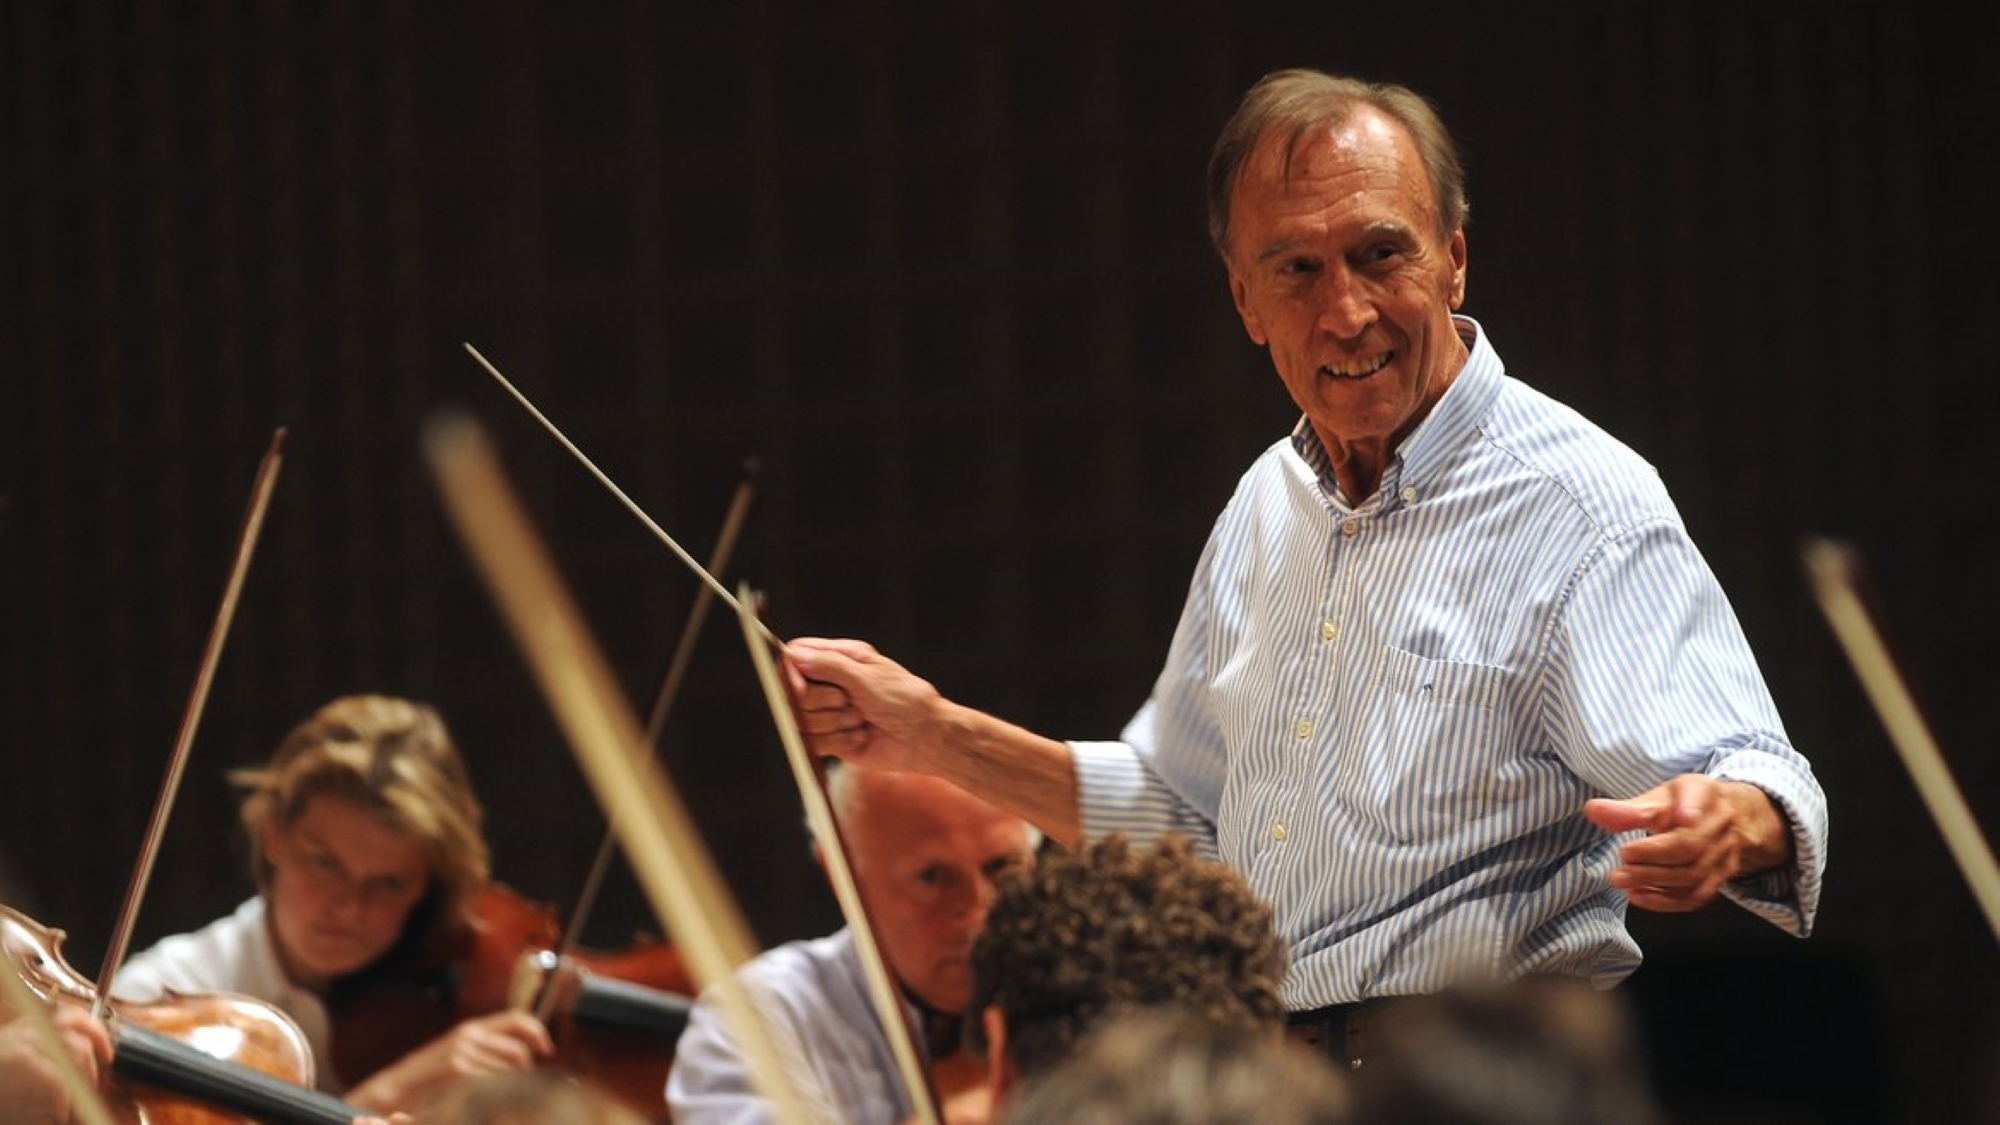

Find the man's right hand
[[783, 637, 1084, 846], [783, 638, 947, 773]]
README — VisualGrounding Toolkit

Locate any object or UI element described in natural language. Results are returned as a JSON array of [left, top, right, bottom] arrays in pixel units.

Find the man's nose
[[965, 871, 1007, 919], [1316, 267, 1377, 338]]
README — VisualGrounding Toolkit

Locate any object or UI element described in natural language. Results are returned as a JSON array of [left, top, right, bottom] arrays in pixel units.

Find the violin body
[[510, 937, 695, 1121], [326, 882, 562, 1088], [106, 1003, 313, 1125], [327, 883, 696, 1121], [2, 904, 356, 1125]]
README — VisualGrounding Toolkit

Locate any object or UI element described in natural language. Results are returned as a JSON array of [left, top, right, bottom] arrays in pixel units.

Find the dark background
[[5, 3, 1996, 1122]]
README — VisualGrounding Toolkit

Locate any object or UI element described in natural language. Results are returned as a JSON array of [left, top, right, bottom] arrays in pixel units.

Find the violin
[[2, 904, 366, 1125], [325, 883, 695, 1121]]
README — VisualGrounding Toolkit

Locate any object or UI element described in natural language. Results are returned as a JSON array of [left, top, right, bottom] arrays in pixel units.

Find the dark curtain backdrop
[[5, 3, 1996, 1123]]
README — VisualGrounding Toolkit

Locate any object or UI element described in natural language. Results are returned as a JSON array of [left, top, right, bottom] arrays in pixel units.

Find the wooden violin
[[3, 905, 366, 1125]]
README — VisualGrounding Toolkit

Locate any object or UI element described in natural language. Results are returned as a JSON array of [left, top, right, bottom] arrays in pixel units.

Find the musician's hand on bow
[[782, 638, 944, 773], [345, 1010, 553, 1113], [939, 1081, 994, 1125], [1584, 774, 1793, 912], [0, 1006, 112, 1125]]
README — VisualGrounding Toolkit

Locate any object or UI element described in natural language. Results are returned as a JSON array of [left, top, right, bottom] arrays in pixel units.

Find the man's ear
[[1448, 227, 1468, 309], [982, 1006, 1015, 1103]]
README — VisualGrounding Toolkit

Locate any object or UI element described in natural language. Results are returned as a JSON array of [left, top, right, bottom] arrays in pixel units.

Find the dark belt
[[1284, 999, 1397, 1069]]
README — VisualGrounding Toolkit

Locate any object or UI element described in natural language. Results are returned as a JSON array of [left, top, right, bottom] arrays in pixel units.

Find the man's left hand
[[1583, 775, 1792, 912]]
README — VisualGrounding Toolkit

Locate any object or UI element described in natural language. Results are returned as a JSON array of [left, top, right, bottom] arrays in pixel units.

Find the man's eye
[[1280, 258, 1320, 277], [985, 855, 1026, 879]]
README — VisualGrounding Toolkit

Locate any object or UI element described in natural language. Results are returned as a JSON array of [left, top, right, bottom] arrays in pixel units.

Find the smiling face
[[1225, 105, 1469, 500], [835, 771, 1035, 1014], [260, 794, 433, 992]]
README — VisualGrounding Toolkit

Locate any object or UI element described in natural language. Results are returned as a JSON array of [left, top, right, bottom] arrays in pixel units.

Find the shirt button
[[1320, 621, 1338, 642], [1341, 519, 1360, 537], [1295, 719, 1314, 739], [1401, 485, 1417, 504], [1271, 821, 1288, 842]]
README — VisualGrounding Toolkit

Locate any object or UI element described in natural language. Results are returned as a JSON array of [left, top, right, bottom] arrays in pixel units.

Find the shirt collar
[[1288, 315, 1503, 508]]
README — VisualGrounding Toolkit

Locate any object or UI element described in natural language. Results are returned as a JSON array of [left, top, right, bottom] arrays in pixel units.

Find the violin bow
[[541, 460, 758, 1010], [462, 342, 781, 651], [424, 414, 816, 1125], [460, 340, 764, 1006], [737, 585, 947, 1125], [93, 428, 287, 1019], [1802, 537, 2000, 941], [457, 344, 943, 1121], [13, 431, 388, 1125]]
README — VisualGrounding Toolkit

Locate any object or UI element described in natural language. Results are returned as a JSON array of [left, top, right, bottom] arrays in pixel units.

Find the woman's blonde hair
[[233, 694, 490, 946]]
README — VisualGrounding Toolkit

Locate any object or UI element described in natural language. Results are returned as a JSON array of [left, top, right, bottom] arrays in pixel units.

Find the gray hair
[[1206, 68, 1469, 261]]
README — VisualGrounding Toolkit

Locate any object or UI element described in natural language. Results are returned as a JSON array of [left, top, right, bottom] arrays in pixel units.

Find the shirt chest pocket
[[1342, 646, 1516, 843]]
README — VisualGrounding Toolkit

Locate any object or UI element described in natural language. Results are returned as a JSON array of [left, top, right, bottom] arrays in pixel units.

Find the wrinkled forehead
[[1252, 108, 1426, 188], [1236, 109, 1442, 228], [847, 788, 1030, 866]]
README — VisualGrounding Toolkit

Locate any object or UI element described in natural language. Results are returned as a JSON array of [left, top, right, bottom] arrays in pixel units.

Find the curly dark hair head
[[968, 833, 1288, 1080], [1000, 1008, 1350, 1125], [1347, 978, 1665, 1125]]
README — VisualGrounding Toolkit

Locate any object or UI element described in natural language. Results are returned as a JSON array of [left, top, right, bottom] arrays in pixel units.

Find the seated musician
[[111, 694, 553, 1115], [666, 763, 1037, 1125], [966, 833, 1295, 1114]]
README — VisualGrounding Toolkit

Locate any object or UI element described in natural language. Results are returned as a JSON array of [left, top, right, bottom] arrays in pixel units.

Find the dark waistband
[[1286, 1000, 1371, 1027]]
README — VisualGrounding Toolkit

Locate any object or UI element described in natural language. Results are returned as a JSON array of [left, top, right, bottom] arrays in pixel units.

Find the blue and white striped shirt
[[669, 928, 922, 1125], [1073, 318, 1827, 1010]]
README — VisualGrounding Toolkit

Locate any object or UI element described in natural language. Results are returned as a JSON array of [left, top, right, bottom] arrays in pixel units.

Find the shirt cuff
[[1713, 747, 1828, 937]]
